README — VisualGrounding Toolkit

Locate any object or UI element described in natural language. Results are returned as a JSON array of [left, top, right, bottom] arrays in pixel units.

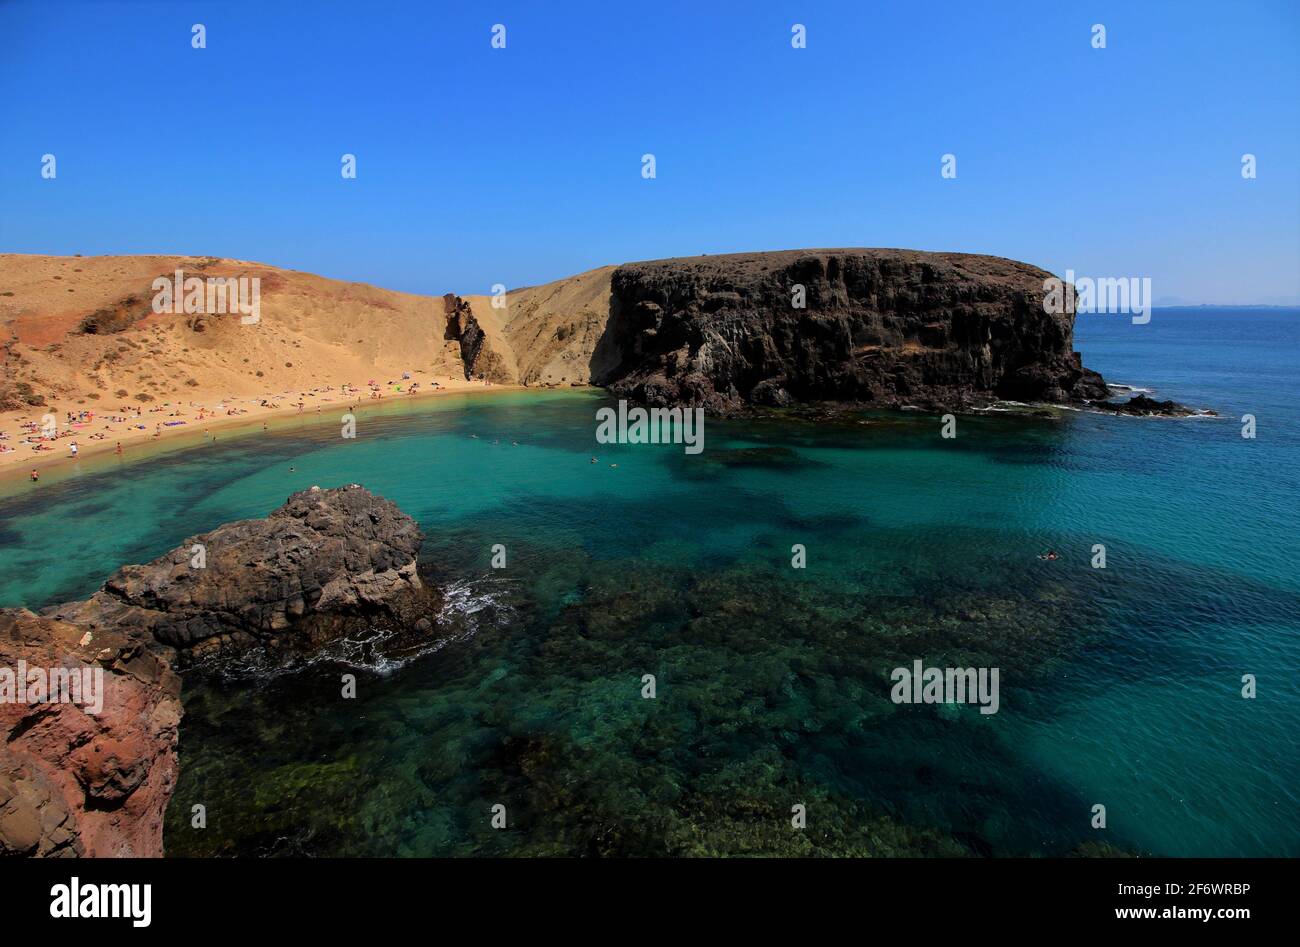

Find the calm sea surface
[[1, 308, 1295, 856]]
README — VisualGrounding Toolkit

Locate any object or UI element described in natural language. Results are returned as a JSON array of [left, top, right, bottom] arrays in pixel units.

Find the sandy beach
[[0, 374, 520, 486], [0, 252, 616, 491]]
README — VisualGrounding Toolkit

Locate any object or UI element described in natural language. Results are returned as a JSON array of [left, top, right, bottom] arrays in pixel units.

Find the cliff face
[[443, 294, 511, 383], [591, 249, 1109, 412], [6, 486, 439, 857]]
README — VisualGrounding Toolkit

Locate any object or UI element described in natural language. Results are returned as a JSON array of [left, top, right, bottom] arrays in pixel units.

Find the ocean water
[[0, 308, 1296, 857]]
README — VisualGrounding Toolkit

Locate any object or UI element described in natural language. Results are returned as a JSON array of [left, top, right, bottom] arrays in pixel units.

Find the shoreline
[[1, 381, 1212, 498], [0, 382, 560, 496]]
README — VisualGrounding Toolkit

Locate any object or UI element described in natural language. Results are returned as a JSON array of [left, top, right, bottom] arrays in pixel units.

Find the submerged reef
[[165, 539, 1112, 858]]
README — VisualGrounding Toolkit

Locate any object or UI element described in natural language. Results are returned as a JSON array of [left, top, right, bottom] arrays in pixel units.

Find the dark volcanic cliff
[[591, 249, 1109, 412]]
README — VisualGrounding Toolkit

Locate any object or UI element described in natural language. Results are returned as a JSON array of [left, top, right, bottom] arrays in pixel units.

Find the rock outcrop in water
[[1098, 393, 1208, 417], [5, 486, 437, 857], [47, 485, 438, 664], [591, 249, 1112, 413]]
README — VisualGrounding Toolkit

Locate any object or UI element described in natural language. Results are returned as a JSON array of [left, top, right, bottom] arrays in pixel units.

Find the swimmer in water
[[30, 469, 38, 482]]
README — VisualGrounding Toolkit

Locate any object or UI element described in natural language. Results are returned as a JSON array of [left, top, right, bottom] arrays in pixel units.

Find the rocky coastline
[[590, 249, 1196, 417], [0, 485, 439, 857]]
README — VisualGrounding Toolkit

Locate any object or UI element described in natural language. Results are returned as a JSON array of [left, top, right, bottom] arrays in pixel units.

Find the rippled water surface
[[0, 309, 1295, 856]]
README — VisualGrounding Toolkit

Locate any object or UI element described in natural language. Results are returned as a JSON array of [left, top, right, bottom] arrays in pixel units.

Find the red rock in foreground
[[0, 610, 180, 857], [1, 485, 438, 857]]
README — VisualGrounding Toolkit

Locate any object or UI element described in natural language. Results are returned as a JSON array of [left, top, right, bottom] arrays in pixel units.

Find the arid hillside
[[0, 254, 473, 412], [0, 253, 618, 415]]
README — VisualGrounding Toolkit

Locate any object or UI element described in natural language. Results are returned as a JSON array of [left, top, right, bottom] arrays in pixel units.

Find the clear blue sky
[[1, 0, 1297, 303]]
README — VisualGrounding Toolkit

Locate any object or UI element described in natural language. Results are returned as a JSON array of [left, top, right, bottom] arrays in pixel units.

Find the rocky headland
[[0, 485, 439, 857], [592, 249, 1115, 414]]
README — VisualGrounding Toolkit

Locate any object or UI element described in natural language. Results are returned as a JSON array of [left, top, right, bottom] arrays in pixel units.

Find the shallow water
[[0, 309, 1296, 856]]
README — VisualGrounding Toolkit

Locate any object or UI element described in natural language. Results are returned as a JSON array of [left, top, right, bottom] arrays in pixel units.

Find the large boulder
[[47, 485, 438, 663]]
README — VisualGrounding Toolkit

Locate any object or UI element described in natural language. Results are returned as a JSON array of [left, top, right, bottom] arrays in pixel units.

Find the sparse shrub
[[4, 382, 46, 408]]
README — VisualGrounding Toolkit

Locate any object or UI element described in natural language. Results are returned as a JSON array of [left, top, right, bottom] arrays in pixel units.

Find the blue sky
[[1, 0, 1297, 303]]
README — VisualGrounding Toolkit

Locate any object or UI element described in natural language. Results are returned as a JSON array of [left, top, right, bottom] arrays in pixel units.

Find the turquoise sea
[[1, 308, 1296, 857]]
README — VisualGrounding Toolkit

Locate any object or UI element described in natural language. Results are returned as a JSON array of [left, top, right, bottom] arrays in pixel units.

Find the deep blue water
[[0, 308, 1295, 856]]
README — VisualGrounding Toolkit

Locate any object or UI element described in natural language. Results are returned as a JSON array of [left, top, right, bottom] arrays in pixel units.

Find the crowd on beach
[[3, 371, 454, 472]]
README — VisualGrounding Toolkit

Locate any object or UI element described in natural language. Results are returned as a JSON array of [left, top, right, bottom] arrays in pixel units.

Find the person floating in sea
[[1037, 550, 1059, 561]]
